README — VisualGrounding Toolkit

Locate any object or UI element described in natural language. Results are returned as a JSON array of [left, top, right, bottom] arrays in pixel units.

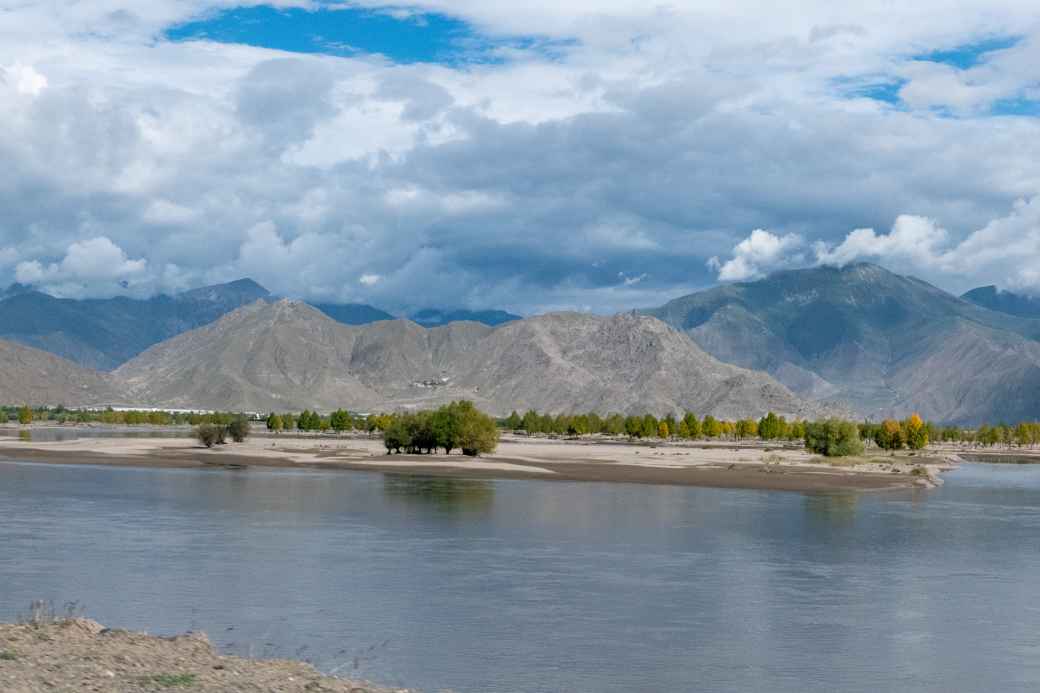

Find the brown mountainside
[[114, 300, 825, 418], [0, 339, 118, 406]]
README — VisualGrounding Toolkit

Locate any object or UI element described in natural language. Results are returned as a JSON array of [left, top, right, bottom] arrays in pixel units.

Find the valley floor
[[0, 428, 954, 492]]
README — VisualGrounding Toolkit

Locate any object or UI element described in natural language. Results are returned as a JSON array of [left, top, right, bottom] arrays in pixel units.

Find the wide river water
[[2, 459, 1039, 692]]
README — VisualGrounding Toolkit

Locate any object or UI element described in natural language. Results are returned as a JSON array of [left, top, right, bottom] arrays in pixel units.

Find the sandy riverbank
[[0, 429, 953, 492], [0, 618, 401, 693]]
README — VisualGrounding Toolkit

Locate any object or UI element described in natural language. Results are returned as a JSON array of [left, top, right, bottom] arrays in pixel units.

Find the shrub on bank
[[227, 417, 251, 443], [195, 423, 227, 448]]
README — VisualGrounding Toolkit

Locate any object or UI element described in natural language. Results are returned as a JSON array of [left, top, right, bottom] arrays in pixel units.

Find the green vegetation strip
[[138, 673, 197, 687]]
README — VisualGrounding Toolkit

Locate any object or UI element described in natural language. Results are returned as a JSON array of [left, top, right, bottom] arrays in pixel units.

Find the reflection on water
[[803, 492, 859, 523], [0, 427, 191, 442], [383, 475, 494, 514], [2, 462, 1040, 693]]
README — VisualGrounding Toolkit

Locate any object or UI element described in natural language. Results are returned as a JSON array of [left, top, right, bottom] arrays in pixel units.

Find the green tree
[[657, 421, 670, 439], [266, 413, 283, 433], [735, 418, 758, 440], [505, 411, 522, 431], [17, 405, 32, 426], [702, 415, 722, 439], [758, 412, 786, 440], [329, 409, 352, 433], [640, 414, 658, 439], [624, 415, 643, 438], [383, 418, 412, 454], [804, 419, 864, 457], [683, 412, 701, 439], [457, 404, 500, 456], [603, 413, 625, 436]]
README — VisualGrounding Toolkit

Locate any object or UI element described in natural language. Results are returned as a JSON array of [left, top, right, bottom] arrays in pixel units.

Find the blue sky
[[165, 5, 570, 65], [2, 1, 1040, 309], [912, 36, 1020, 69]]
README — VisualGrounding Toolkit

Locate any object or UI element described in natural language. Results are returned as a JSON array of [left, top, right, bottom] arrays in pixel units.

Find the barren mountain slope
[[645, 263, 1040, 424], [115, 300, 384, 412], [0, 339, 118, 406], [115, 301, 824, 418]]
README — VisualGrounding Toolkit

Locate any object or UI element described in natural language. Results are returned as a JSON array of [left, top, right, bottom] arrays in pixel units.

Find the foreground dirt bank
[[0, 619, 402, 693], [0, 431, 952, 492]]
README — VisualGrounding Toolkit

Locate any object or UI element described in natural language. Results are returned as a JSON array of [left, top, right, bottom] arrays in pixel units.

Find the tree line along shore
[[9, 403, 1040, 459]]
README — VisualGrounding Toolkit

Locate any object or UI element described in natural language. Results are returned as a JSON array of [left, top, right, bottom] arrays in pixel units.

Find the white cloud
[[712, 229, 805, 281], [359, 273, 381, 286], [2, 62, 47, 96], [710, 197, 1040, 294], [814, 215, 949, 268], [14, 237, 146, 295]]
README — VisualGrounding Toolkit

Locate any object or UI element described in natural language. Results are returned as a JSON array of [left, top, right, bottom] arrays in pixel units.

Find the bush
[[195, 423, 227, 448], [804, 419, 864, 457], [227, 418, 251, 443]]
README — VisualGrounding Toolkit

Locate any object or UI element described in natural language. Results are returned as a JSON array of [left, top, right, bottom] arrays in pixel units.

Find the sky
[[1, 2, 1040, 314]]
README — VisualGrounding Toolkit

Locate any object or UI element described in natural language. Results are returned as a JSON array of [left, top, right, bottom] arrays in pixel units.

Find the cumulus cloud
[[712, 197, 1040, 295], [814, 215, 950, 268], [710, 229, 805, 282], [814, 197, 1040, 294], [14, 237, 147, 295]]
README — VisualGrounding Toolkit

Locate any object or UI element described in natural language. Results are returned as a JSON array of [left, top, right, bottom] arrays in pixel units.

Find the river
[[2, 460, 1039, 692]]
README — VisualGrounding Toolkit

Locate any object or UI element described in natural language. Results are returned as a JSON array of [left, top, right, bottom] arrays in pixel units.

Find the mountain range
[[0, 279, 270, 370], [0, 281, 521, 370], [113, 300, 820, 418], [644, 263, 1040, 425], [2, 264, 1038, 424]]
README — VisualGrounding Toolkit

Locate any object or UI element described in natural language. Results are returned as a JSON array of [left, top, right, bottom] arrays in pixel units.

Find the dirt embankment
[[0, 618, 405, 693]]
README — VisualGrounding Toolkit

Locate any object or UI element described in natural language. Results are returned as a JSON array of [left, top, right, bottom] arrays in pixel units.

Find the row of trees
[[266, 409, 374, 433], [502, 410, 808, 441], [3, 405, 258, 427]]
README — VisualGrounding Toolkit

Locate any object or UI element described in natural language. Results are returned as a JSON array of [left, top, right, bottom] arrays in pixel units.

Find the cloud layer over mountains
[[1, 1, 1039, 312]]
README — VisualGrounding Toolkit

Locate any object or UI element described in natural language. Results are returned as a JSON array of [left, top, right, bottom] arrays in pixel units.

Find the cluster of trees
[[383, 401, 499, 457], [194, 418, 251, 448], [859, 415, 929, 451], [266, 409, 371, 433], [502, 410, 808, 441]]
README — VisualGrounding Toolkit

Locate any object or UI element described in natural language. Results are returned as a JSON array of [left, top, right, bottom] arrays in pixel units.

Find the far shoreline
[[0, 428, 956, 493]]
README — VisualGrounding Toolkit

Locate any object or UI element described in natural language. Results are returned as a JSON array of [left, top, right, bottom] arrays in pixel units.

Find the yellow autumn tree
[[904, 413, 928, 450]]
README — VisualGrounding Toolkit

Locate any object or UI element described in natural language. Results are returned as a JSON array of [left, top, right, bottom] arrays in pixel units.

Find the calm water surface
[[2, 460, 1039, 692]]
